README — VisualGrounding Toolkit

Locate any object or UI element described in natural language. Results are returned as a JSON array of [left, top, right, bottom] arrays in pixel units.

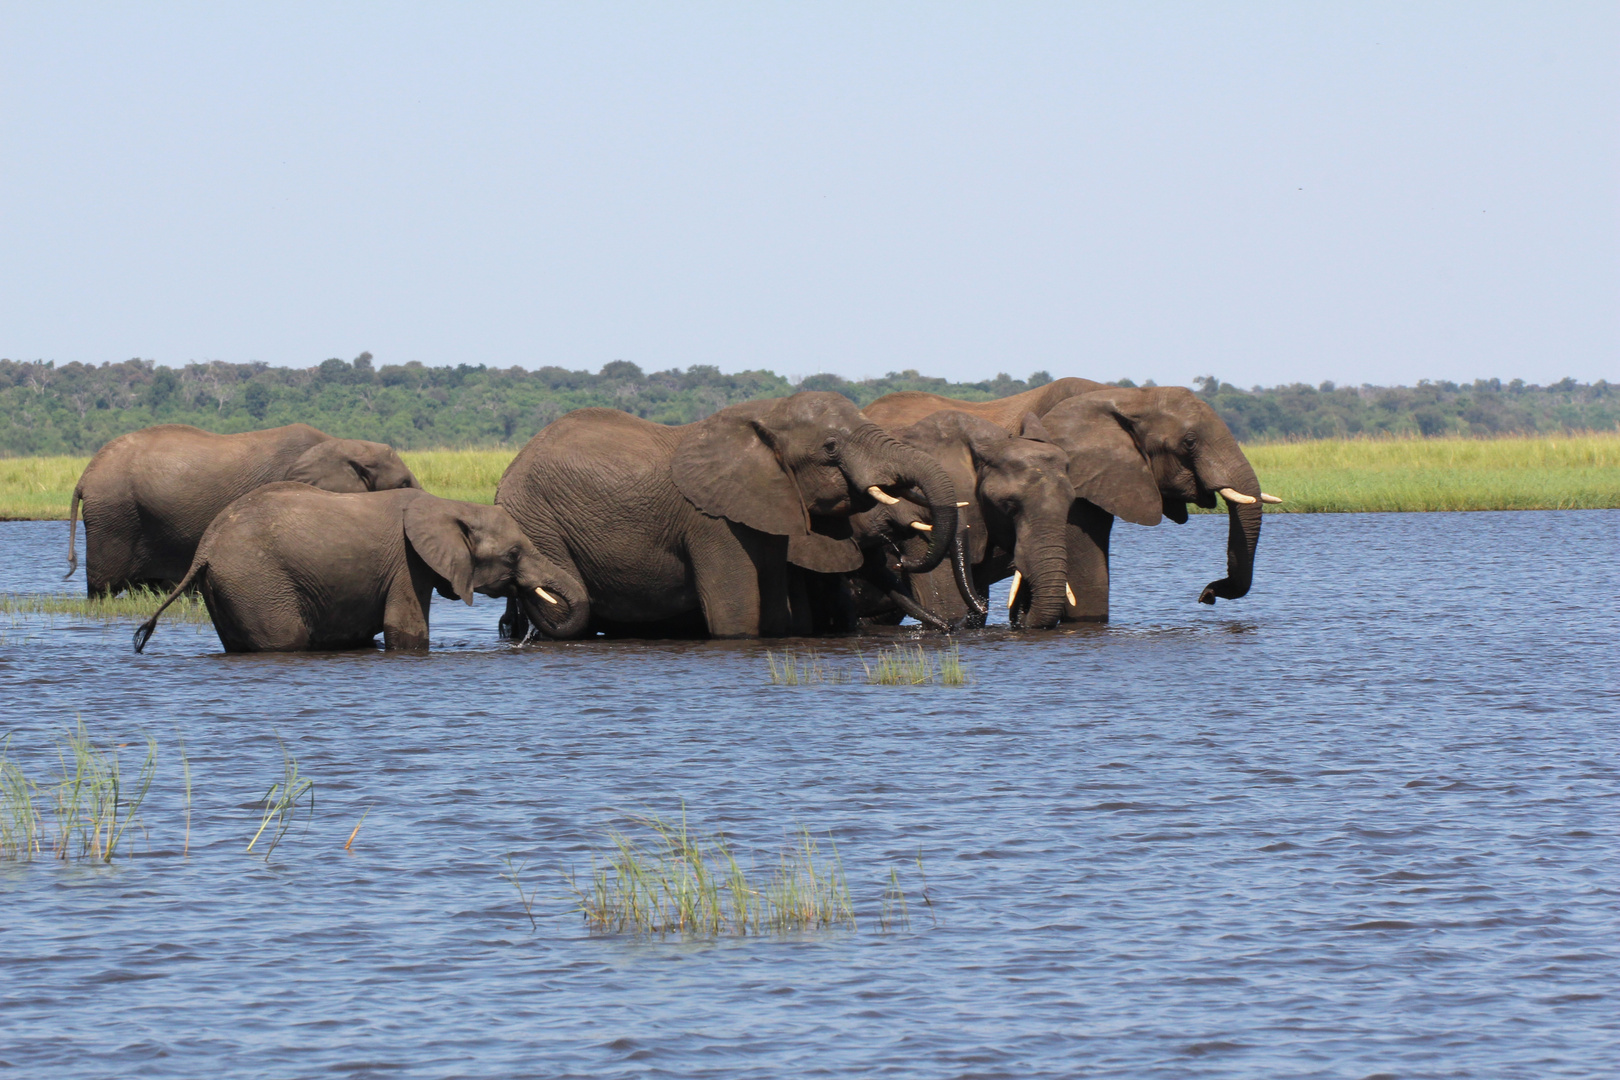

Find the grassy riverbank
[[2, 433, 1616, 520]]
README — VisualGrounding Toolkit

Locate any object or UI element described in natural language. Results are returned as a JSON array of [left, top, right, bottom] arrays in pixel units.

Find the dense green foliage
[[0, 353, 1613, 455]]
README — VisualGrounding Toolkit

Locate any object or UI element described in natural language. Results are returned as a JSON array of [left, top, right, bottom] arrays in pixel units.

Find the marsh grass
[[861, 643, 969, 686], [398, 449, 510, 504], [563, 811, 858, 937], [0, 721, 156, 862], [1228, 431, 1620, 513], [246, 737, 315, 861], [7, 433, 1618, 518], [766, 648, 842, 685], [0, 587, 211, 626], [503, 856, 540, 930]]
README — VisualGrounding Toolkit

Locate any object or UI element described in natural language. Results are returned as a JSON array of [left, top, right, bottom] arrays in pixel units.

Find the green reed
[[861, 643, 969, 686], [0, 721, 159, 863], [562, 811, 860, 937], [766, 648, 842, 685], [0, 588, 211, 625], [246, 736, 315, 861]]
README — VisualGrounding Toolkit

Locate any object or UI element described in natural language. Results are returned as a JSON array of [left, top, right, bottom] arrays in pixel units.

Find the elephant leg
[[689, 521, 763, 638], [1063, 500, 1113, 623], [383, 571, 433, 650]]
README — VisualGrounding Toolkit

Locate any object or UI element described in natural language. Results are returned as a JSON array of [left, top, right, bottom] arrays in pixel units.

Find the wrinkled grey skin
[[831, 411, 1078, 631], [1038, 387, 1265, 622], [68, 423, 419, 596], [863, 378, 1107, 432], [133, 485, 587, 653], [495, 392, 959, 639]]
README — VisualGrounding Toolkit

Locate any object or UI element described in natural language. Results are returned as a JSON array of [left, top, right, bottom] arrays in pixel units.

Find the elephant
[[68, 423, 419, 596], [132, 484, 588, 653], [825, 410, 1078, 632], [494, 391, 960, 639], [862, 377, 1107, 431], [868, 384, 1280, 624]]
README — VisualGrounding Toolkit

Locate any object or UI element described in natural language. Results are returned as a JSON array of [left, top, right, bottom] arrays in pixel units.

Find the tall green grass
[[561, 811, 861, 937], [246, 736, 315, 861], [1, 587, 211, 625], [6, 433, 1617, 518], [1238, 432, 1620, 513], [766, 648, 841, 685], [0, 721, 156, 862], [861, 643, 969, 686]]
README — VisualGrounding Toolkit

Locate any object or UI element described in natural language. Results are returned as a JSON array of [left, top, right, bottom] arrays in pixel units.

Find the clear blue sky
[[2, 2, 1614, 387]]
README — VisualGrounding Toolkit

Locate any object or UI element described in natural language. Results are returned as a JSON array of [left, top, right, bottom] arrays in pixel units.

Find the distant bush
[[0, 354, 1612, 455]]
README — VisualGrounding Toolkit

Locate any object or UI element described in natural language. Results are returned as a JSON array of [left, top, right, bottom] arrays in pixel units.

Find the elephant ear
[[672, 409, 862, 571], [1018, 412, 1055, 444], [287, 440, 373, 493], [403, 497, 477, 606], [1046, 397, 1162, 526]]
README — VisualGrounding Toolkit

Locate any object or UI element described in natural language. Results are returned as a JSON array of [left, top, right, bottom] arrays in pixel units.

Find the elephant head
[[288, 439, 419, 493], [1041, 386, 1273, 607], [671, 391, 959, 575], [865, 411, 1077, 630], [403, 496, 590, 638]]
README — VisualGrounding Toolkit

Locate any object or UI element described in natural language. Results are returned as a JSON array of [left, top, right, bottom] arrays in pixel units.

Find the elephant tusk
[[909, 521, 933, 532], [867, 486, 900, 505], [1218, 487, 1257, 505], [1066, 582, 1077, 606], [535, 586, 558, 604], [1006, 570, 1022, 610], [1260, 493, 1283, 504], [956, 501, 971, 507]]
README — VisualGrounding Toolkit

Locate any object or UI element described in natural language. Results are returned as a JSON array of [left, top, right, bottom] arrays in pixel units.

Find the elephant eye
[[822, 436, 838, 455]]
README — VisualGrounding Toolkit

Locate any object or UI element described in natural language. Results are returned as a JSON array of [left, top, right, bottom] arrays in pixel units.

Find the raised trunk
[[1196, 452, 1262, 604], [851, 425, 958, 575]]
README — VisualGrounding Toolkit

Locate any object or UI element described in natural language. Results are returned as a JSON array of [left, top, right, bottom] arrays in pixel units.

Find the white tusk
[[1260, 493, 1283, 504], [1006, 570, 1022, 610], [867, 486, 900, 505], [535, 586, 558, 604], [1066, 582, 1077, 606], [909, 521, 933, 532], [1218, 487, 1257, 505], [956, 501, 971, 507]]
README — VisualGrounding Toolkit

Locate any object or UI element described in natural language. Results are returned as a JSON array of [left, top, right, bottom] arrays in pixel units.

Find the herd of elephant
[[60, 376, 1278, 652]]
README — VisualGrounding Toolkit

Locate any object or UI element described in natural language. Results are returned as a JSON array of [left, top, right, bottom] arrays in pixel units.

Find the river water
[[1, 511, 1616, 1079]]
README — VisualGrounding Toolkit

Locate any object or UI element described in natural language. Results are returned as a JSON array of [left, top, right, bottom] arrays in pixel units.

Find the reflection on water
[[1, 512, 1617, 1078]]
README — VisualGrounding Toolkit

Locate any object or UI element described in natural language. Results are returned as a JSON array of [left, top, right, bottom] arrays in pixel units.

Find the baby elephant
[[133, 484, 589, 653]]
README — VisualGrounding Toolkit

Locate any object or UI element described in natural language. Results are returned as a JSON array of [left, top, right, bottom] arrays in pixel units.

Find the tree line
[[0, 354, 1613, 456]]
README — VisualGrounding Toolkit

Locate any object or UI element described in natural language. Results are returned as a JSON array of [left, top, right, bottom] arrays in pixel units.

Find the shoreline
[[3, 433, 1616, 519]]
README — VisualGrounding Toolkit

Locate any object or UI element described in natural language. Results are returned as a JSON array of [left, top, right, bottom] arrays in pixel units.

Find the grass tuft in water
[[861, 643, 969, 686], [563, 810, 857, 937], [4, 723, 158, 862], [246, 736, 315, 861], [1, 736, 41, 860], [503, 855, 540, 930], [0, 587, 211, 625], [766, 648, 842, 685]]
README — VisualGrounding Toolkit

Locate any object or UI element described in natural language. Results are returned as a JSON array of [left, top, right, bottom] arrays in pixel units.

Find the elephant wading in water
[[1037, 387, 1279, 622], [133, 485, 588, 653], [68, 423, 419, 596], [495, 391, 960, 639], [867, 384, 1280, 624], [831, 410, 1078, 631]]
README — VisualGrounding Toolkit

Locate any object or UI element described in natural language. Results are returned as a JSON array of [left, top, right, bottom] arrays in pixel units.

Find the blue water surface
[[1, 511, 1616, 1079]]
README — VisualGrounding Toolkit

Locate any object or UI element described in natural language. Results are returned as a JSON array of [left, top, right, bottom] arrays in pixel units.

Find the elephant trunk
[[516, 556, 591, 639], [851, 424, 958, 574], [1010, 528, 1070, 630], [949, 521, 988, 621], [1196, 450, 1263, 604]]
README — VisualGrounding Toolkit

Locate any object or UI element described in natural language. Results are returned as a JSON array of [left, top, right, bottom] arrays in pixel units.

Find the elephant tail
[[133, 556, 206, 654], [65, 483, 83, 579]]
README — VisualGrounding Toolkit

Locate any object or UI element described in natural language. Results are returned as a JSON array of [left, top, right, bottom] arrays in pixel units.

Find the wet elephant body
[[495, 392, 960, 639], [133, 485, 586, 653], [68, 423, 419, 596]]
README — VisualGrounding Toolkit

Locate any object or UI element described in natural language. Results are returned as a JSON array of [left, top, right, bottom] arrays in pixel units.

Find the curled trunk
[[851, 425, 958, 574], [1196, 452, 1263, 604]]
